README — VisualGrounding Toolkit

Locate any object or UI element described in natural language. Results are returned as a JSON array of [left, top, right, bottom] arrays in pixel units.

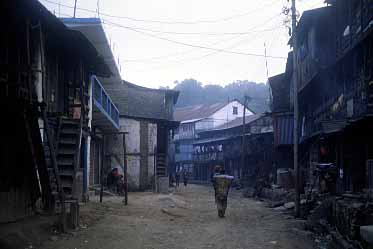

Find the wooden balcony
[[92, 75, 120, 131]]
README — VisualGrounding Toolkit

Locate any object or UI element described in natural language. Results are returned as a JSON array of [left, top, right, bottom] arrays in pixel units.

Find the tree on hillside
[[172, 78, 269, 113]]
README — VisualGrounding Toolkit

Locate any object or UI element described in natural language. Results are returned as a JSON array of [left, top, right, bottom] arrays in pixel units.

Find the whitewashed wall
[[210, 100, 253, 128], [106, 118, 158, 190], [121, 118, 141, 190]]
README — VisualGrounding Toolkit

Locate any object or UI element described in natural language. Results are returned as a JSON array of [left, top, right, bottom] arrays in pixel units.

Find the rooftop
[[61, 18, 119, 78], [213, 114, 263, 131], [104, 81, 179, 121], [174, 102, 228, 122]]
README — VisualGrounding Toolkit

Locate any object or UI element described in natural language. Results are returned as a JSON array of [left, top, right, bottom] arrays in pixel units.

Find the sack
[[214, 175, 233, 196]]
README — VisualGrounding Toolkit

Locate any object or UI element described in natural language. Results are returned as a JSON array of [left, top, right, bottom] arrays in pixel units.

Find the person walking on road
[[175, 171, 181, 188], [212, 167, 234, 218], [183, 170, 189, 187]]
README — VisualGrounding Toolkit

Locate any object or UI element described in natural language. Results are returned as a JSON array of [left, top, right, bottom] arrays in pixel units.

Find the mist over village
[[1, 0, 373, 249]]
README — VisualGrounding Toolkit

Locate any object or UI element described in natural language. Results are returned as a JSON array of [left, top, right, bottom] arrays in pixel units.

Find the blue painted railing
[[92, 75, 120, 129]]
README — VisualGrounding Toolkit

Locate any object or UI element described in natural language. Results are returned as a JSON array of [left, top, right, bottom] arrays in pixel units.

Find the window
[[233, 106, 238, 115]]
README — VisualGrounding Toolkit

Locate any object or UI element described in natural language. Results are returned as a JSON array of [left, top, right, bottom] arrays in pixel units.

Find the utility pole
[[241, 96, 249, 179], [291, 0, 300, 218], [73, 0, 77, 18]]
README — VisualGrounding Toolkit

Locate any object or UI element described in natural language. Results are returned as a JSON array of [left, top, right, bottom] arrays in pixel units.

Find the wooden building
[[293, 1, 373, 193], [192, 114, 273, 184], [269, 53, 294, 185], [0, 0, 109, 222], [104, 82, 179, 192], [173, 101, 254, 178]]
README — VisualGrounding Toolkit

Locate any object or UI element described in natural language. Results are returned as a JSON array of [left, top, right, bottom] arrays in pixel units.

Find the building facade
[[192, 114, 273, 184], [287, 1, 373, 194], [0, 1, 113, 222], [173, 100, 254, 179], [104, 82, 179, 191]]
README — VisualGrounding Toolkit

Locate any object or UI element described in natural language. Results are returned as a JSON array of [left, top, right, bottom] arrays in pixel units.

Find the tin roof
[[274, 113, 294, 146]]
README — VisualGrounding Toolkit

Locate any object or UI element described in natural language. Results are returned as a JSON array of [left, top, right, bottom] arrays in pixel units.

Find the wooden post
[[241, 96, 248, 179], [291, 0, 301, 218], [100, 134, 105, 203], [70, 202, 79, 229], [123, 133, 128, 205], [154, 147, 158, 193]]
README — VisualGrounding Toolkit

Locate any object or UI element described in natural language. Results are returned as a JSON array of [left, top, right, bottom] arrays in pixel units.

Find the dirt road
[[41, 185, 314, 249]]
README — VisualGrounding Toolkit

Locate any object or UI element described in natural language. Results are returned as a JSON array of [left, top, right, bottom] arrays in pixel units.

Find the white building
[[173, 100, 254, 176]]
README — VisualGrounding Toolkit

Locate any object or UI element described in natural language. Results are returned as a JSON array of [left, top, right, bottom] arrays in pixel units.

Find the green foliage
[[172, 79, 269, 113]]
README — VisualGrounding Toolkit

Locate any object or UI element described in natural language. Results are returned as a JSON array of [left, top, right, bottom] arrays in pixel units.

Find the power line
[[127, 25, 282, 65], [104, 24, 282, 36], [130, 30, 271, 72], [116, 15, 283, 62], [42, 0, 282, 36], [41, 0, 278, 25], [103, 19, 287, 60]]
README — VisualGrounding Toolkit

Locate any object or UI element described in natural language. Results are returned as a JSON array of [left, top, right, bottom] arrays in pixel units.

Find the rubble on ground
[[243, 180, 373, 248]]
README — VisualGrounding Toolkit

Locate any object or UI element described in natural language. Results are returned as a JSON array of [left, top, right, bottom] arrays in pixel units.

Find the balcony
[[92, 75, 120, 131], [192, 152, 224, 162]]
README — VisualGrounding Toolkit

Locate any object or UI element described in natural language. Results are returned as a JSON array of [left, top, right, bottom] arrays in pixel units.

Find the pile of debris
[[244, 182, 373, 248], [305, 194, 373, 249]]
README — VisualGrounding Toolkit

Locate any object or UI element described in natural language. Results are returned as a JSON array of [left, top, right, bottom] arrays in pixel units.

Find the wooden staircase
[[55, 118, 81, 200], [41, 82, 87, 229]]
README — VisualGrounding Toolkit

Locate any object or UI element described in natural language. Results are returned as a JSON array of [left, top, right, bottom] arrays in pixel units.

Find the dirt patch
[[1, 185, 316, 249], [39, 185, 315, 249]]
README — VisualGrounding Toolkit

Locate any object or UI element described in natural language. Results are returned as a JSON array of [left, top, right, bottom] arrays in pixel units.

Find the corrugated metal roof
[[321, 120, 347, 134], [174, 102, 227, 122], [274, 114, 294, 146]]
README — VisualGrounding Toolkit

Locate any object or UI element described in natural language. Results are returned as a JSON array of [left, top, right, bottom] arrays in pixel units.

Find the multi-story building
[[173, 100, 254, 179], [290, 1, 373, 193]]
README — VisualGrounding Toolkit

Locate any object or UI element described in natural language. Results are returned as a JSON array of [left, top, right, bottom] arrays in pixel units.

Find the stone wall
[[105, 117, 158, 191]]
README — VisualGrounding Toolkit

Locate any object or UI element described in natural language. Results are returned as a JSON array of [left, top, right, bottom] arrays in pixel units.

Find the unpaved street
[[42, 185, 314, 249]]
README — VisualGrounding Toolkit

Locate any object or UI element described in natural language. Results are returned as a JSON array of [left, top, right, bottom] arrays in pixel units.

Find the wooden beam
[[100, 134, 105, 203], [123, 133, 128, 205]]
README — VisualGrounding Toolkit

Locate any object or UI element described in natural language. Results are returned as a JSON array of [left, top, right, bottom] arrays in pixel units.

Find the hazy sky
[[40, 0, 325, 88]]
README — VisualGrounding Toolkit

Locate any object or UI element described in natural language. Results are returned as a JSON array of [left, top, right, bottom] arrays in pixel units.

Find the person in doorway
[[175, 171, 181, 188], [183, 170, 189, 187], [213, 167, 234, 218], [107, 168, 120, 193]]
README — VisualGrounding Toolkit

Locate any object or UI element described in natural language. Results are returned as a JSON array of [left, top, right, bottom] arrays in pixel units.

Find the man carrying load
[[212, 166, 234, 218]]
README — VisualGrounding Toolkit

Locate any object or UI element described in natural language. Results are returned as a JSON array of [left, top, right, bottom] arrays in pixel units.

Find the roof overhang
[[61, 18, 122, 82]]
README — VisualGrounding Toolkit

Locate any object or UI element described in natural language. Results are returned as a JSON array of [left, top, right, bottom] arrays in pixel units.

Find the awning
[[193, 136, 236, 145], [320, 120, 347, 134]]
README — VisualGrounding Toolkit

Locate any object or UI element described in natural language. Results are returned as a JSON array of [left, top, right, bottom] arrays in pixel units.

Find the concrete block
[[284, 202, 295, 209], [360, 226, 373, 245], [157, 177, 169, 194]]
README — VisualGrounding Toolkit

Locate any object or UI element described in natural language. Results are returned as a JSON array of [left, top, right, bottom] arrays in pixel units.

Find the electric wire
[[103, 19, 287, 60], [130, 28, 277, 72], [40, 0, 278, 25], [119, 14, 283, 62]]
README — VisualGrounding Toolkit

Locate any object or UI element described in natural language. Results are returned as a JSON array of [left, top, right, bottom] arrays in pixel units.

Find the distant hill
[[169, 78, 270, 113]]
